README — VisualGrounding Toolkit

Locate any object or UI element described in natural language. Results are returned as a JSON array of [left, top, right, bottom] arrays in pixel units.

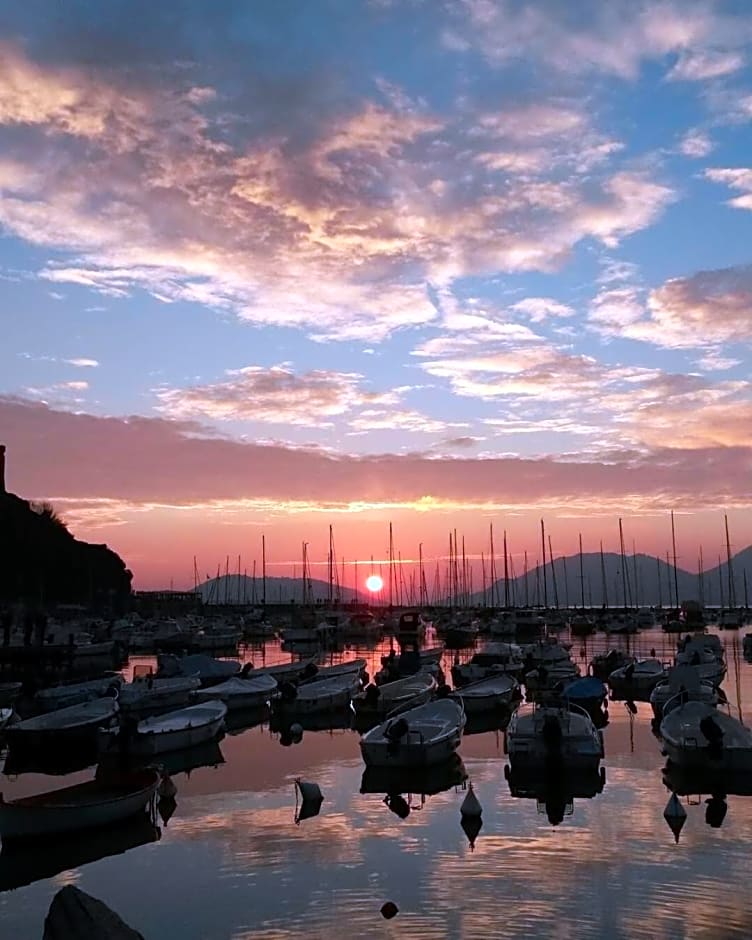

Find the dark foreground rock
[[43, 885, 145, 940]]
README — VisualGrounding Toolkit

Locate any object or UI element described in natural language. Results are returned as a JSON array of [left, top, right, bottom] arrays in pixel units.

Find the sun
[[365, 574, 383, 593]]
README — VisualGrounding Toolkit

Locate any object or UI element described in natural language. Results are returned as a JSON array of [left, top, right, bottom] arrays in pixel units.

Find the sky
[[1, 0, 751, 591]]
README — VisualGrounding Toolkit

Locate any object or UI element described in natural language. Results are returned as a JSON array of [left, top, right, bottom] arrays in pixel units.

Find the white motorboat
[[98, 701, 227, 757], [505, 702, 603, 772], [660, 699, 752, 772], [6, 698, 119, 747], [34, 676, 123, 713], [523, 661, 580, 695], [451, 643, 524, 686], [277, 673, 361, 714], [0, 769, 160, 841], [352, 671, 436, 718], [119, 676, 201, 716], [449, 674, 519, 714], [157, 654, 240, 685], [192, 674, 278, 711], [674, 638, 726, 686], [360, 699, 465, 768], [650, 666, 719, 720], [607, 659, 666, 699]]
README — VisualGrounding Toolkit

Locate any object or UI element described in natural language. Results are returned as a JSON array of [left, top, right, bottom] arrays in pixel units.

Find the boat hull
[[360, 730, 462, 769]]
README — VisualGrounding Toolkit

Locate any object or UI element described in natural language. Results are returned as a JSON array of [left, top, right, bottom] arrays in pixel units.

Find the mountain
[[480, 548, 752, 608], [196, 574, 360, 606], [0, 447, 132, 607]]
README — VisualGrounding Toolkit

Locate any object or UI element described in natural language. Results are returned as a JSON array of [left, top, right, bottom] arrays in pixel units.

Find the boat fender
[[436, 683, 450, 699], [385, 717, 409, 742], [460, 783, 482, 818], [158, 770, 177, 800], [385, 793, 410, 819]]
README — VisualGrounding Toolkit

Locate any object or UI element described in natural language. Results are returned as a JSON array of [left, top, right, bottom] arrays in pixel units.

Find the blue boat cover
[[563, 676, 606, 700]]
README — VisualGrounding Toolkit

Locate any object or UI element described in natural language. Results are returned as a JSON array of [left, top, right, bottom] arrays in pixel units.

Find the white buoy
[[664, 792, 687, 843], [461, 783, 482, 818]]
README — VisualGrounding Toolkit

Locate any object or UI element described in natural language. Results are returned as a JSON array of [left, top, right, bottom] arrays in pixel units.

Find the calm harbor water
[[2, 628, 752, 939]]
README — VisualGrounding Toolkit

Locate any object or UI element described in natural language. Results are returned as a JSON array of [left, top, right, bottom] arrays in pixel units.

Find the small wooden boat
[[192, 674, 278, 710], [590, 649, 634, 681], [277, 673, 361, 714], [360, 699, 465, 768], [301, 658, 367, 683], [451, 643, 524, 686], [650, 665, 719, 720], [43, 885, 146, 940], [98, 701, 227, 757], [35, 676, 123, 712], [449, 674, 519, 714], [6, 697, 119, 748], [523, 661, 580, 694], [244, 658, 316, 683], [119, 676, 201, 715], [561, 676, 607, 712], [505, 702, 603, 772], [0, 769, 159, 841], [352, 671, 436, 718]]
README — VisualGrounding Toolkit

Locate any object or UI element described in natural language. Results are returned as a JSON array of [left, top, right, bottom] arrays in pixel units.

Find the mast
[[328, 525, 334, 607], [671, 511, 680, 610], [540, 519, 548, 608], [725, 514, 736, 609], [548, 535, 559, 608], [578, 533, 585, 608], [599, 541, 608, 609], [389, 522, 395, 608], [657, 554, 663, 608], [262, 534, 267, 608], [562, 554, 570, 609], [698, 545, 704, 608], [524, 551, 529, 607], [718, 555, 724, 608], [481, 551, 487, 607], [489, 524, 496, 607], [618, 518, 628, 609], [418, 542, 425, 607], [503, 531, 510, 608]]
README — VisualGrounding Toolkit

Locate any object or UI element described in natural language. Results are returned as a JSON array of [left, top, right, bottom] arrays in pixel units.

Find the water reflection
[[504, 763, 607, 825], [2, 628, 752, 938]]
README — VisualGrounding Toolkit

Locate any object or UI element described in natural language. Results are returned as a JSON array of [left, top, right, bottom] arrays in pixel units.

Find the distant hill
[[0, 447, 132, 607], [478, 548, 752, 608], [196, 574, 360, 606]]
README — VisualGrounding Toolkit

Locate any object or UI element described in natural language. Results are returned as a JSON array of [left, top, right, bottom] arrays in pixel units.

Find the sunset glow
[[0, 2, 750, 587]]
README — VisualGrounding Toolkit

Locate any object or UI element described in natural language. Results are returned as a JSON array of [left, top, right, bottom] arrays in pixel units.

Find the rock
[[43, 886, 145, 940]]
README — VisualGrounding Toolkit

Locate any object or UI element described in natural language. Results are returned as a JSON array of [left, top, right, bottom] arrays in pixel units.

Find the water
[[2, 628, 752, 939]]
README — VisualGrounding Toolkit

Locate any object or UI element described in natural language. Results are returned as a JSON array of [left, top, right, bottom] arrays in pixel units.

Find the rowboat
[[660, 699, 752, 772], [192, 674, 278, 710], [451, 643, 524, 686], [119, 676, 201, 715], [244, 658, 316, 683], [98, 701, 227, 757], [607, 658, 666, 700], [352, 671, 436, 719], [157, 653, 240, 685], [360, 699, 465, 768], [449, 673, 519, 714], [35, 676, 123, 712], [5, 697, 119, 748], [301, 658, 367, 683], [276, 673, 361, 714], [650, 665, 719, 720], [0, 768, 159, 840]]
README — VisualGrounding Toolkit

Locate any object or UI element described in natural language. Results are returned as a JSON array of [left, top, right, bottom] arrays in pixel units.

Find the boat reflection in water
[[504, 763, 607, 825], [223, 705, 270, 736], [270, 709, 353, 744], [97, 737, 226, 778], [661, 761, 752, 832], [3, 744, 97, 778], [360, 754, 467, 818], [462, 707, 512, 737], [0, 812, 161, 892]]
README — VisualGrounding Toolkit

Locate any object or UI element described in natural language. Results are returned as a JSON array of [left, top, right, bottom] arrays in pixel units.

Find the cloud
[[510, 297, 575, 323], [450, 0, 752, 81], [0, 43, 676, 345], [705, 167, 752, 210], [155, 366, 398, 426], [678, 129, 714, 158], [348, 409, 468, 434], [3, 396, 751, 516], [64, 357, 99, 368]]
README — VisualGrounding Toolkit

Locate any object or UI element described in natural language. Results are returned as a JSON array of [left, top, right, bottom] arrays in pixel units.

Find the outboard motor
[[364, 684, 380, 707], [279, 681, 298, 704], [700, 714, 724, 760], [385, 717, 409, 753], [542, 714, 563, 764], [300, 663, 318, 681]]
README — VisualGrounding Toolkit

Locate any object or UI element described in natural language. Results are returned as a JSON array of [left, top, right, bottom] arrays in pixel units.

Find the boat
[[244, 658, 316, 684], [569, 614, 595, 637], [674, 639, 726, 687], [449, 674, 519, 714], [650, 666, 719, 720], [352, 671, 436, 719], [192, 674, 278, 711], [505, 702, 604, 772], [360, 699, 465, 768], [451, 643, 524, 686], [0, 709, 12, 732], [360, 754, 467, 799], [441, 615, 480, 647], [504, 762, 606, 825], [521, 639, 572, 666], [0, 683, 22, 708], [5, 697, 119, 748], [590, 650, 634, 681], [394, 611, 426, 643], [157, 653, 240, 685], [375, 646, 444, 684], [98, 701, 227, 757], [523, 661, 580, 695], [660, 699, 752, 772], [34, 676, 123, 713], [488, 612, 517, 638], [119, 675, 201, 715], [276, 672, 361, 714], [604, 613, 638, 634], [719, 608, 742, 629], [300, 658, 367, 683], [607, 658, 666, 700], [561, 676, 608, 712], [0, 768, 159, 841]]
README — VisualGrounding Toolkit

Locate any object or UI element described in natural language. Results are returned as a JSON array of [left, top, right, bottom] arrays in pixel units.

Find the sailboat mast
[[489, 524, 496, 607], [600, 541, 608, 609], [262, 534, 266, 608], [540, 519, 548, 608], [698, 545, 704, 608], [618, 518, 628, 609], [671, 511, 680, 610], [579, 533, 585, 608], [503, 531, 510, 608], [548, 535, 559, 608], [725, 514, 736, 608], [524, 551, 529, 607]]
